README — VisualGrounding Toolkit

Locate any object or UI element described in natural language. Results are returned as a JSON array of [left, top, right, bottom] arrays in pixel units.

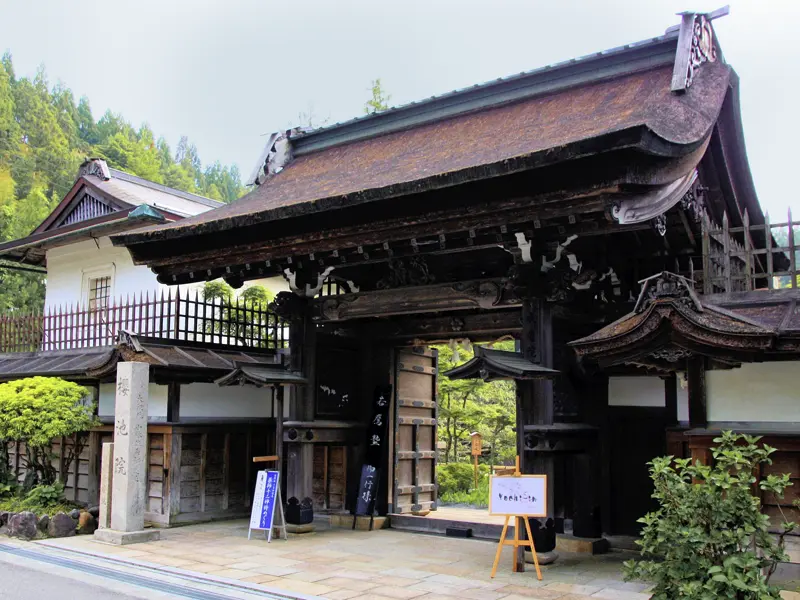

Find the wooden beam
[[687, 356, 707, 428], [313, 278, 520, 322], [355, 310, 522, 342]]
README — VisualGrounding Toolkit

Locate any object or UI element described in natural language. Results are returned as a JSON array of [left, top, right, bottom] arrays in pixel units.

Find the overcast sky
[[0, 0, 797, 216]]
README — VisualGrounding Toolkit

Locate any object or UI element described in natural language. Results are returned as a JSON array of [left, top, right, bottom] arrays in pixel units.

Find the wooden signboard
[[248, 470, 287, 542], [488, 458, 545, 580], [470, 432, 482, 456], [470, 432, 482, 488]]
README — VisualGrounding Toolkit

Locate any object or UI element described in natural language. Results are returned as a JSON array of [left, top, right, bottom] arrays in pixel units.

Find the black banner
[[354, 384, 392, 516]]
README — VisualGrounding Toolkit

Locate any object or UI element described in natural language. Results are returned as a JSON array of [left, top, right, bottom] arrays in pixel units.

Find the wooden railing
[[702, 209, 800, 294], [0, 289, 288, 353]]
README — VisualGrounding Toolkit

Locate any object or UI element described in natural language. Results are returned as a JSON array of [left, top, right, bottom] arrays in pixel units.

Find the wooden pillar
[[664, 374, 678, 426], [687, 356, 707, 428], [286, 300, 316, 507], [517, 298, 555, 569], [274, 385, 284, 468], [167, 382, 180, 423]]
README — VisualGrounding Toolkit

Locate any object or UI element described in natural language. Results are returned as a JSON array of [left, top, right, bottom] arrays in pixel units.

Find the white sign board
[[248, 470, 287, 542], [489, 475, 547, 517]]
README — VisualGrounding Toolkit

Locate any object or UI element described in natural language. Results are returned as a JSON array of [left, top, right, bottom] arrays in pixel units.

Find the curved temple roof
[[443, 346, 559, 382], [112, 12, 747, 280], [569, 272, 800, 370]]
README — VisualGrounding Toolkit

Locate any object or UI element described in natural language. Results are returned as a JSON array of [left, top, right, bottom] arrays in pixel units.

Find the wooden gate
[[392, 347, 438, 514]]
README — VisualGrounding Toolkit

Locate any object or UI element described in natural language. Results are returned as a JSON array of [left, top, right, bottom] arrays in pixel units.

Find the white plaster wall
[[608, 376, 666, 407], [706, 362, 800, 422], [180, 383, 274, 418], [44, 236, 201, 311], [98, 382, 168, 418], [44, 238, 284, 313]]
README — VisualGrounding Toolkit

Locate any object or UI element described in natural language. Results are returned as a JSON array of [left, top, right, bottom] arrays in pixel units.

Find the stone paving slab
[[33, 519, 800, 599]]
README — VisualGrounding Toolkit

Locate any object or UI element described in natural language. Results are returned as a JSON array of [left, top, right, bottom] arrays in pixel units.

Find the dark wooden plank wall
[[313, 445, 347, 511]]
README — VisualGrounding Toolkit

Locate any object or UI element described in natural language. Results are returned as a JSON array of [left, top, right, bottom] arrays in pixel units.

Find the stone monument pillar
[[94, 362, 160, 545]]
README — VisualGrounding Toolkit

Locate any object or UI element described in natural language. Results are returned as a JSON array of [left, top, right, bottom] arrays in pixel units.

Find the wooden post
[[743, 210, 752, 291], [789, 208, 796, 288], [665, 374, 678, 426], [222, 432, 230, 511], [722, 212, 732, 293], [167, 432, 182, 524], [87, 431, 100, 505], [702, 215, 712, 294], [766, 212, 774, 289], [275, 385, 284, 469], [687, 356, 707, 428], [167, 382, 180, 423]]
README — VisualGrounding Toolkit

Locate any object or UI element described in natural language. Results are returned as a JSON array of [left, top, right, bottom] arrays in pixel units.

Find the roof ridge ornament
[[634, 271, 702, 314], [77, 158, 111, 181], [247, 128, 306, 186], [671, 6, 729, 93]]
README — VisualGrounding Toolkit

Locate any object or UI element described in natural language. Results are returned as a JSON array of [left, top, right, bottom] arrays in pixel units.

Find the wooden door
[[392, 347, 438, 515]]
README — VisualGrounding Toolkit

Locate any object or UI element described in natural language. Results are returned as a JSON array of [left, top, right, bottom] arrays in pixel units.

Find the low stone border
[[0, 507, 98, 540]]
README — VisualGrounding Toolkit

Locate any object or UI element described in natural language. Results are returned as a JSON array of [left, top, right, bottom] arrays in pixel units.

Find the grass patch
[[0, 496, 79, 516]]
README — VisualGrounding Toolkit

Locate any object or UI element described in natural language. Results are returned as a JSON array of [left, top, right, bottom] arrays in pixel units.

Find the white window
[[88, 276, 111, 310], [81, 265, 115, 310]]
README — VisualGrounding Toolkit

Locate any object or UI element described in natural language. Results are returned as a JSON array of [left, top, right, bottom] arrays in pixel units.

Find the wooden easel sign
[[248, 470, 288, 542], [488, 458, 546, 580]]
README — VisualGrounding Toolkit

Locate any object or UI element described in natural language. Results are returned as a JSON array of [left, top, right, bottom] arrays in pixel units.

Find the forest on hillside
[[0, 52, 248, 313]]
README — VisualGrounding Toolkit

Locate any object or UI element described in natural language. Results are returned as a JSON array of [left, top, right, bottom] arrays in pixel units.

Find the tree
[[624, 431, 798, 599], [364, 78, 391, 114], [0, 377, 98, 490], [0, 61, 19, 165], [435, 341, 516, 465], [0, 52, 251, 310]]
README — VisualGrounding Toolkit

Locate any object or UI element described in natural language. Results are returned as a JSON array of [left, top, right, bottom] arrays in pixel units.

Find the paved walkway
[[37, 520, 800, 600]]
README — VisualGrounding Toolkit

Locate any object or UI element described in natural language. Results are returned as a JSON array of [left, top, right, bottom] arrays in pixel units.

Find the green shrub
[[0, 481, 16, 498], [25, 482, 64, 506], [440, 478, 490, 508], [0, 377, 98, 489], [0, 481, 76, 515], [437, 462, 474, 496], [437, 462, 491, 501], [624, 431, 797, 599]]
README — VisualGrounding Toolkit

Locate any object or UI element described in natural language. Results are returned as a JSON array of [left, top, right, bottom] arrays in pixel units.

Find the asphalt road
[[0, 562, 146, 600], [0, 543, 276, 600]]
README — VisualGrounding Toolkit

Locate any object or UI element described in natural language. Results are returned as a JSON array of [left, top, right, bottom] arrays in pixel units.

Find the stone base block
[[93, 528, 160, 545], [556, 534, 609, 555], [329, 513, 388, 531], [285, 523, 315, 534]]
